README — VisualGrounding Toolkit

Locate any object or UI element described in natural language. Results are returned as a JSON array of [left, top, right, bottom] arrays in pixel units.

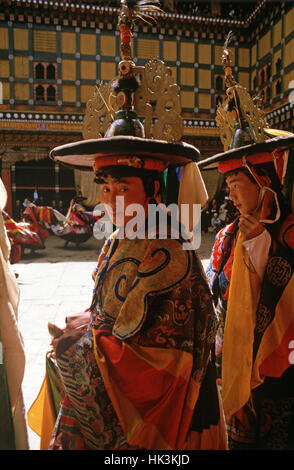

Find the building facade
[[0, 0, 293, 215]]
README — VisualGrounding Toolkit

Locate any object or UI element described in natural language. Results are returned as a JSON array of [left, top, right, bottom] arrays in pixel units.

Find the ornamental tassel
[[222, 30, 236, 88], [118, 0, 162, 60]]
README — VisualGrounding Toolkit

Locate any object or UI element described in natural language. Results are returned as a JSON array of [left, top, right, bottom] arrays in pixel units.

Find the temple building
[[0, 0, 293, 216]]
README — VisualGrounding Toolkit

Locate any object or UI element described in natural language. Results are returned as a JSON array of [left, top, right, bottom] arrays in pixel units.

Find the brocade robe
[[50, 228, 227, 450]]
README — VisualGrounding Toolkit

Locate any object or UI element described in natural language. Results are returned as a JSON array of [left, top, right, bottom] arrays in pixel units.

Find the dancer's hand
[[239, 214, 265, 240]]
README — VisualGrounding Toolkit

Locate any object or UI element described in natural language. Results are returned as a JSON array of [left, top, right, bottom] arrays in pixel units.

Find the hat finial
[[105, 0, 163, 138], [216, 31, 266, 152]]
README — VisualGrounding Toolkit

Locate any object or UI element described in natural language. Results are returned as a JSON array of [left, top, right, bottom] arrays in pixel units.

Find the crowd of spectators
[[201, 195, 238, 234], [13, 192, 68, 221]]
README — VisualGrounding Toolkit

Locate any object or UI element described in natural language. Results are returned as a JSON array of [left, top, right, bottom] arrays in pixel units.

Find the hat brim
[[198, 135, 294, 170], [49, 136, 200, 171]]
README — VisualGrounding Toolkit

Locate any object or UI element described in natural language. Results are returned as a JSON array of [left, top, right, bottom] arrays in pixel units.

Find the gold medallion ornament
[[52, 1, 206, 212], [216, 31, 265, 151], [83, 59, 183, 143], [82, 0, 182, 144], [82, 80, 118, 140]]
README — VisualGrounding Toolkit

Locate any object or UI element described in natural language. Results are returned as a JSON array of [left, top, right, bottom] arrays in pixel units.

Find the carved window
[[260, 69, 265, 84], [47, 85, 56, 101], [34, 84, 57, 102], [266, 64, 271, 81], [275, 80, 282, 95], [35, 63, 45, 79], [33, 61, 57, 102], [276, 58, 282, 74], [47, 64, 56, 80], [265, 85, 271, 102], [216, 95, 223, 107], [36, 85, 45, 101], [215, 75, 223, 91]]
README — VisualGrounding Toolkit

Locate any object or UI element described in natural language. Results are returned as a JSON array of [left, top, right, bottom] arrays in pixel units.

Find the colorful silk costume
[[3, 210, 46, 264], [43, 2, 225, 449], [207, 212, 294, 449], [23, 201, 99, 246], [48, 221, 227, 450], [197, 28, 294, 451]]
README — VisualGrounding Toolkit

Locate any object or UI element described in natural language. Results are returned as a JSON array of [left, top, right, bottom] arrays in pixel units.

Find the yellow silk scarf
[[221, 233, 262, 419]]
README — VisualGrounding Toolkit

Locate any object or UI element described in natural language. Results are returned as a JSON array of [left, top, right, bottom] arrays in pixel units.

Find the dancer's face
[[99, 175, 148, 227], [226, 171, 261, 216]]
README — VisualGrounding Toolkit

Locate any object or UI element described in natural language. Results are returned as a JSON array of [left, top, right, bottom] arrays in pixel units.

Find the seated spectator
[[201, 202, 211, 233], [33, 188, 39, 204], [210, 212, 222, 233], [58, 200, 65, 215], [209, 198, 218, 213], [218, 199, 229, 227], [38, 195, 45, 207], [14, 200, 23, 221]]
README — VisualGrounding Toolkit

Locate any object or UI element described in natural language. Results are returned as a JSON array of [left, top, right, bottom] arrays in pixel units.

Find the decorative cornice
[[0, 105, 292, 136], [2, 0, 268, 25], [0, 110, 219, 127], [266, 102, 294, 127], [0, 0, 286, 42], [0, 111, 83, 131]]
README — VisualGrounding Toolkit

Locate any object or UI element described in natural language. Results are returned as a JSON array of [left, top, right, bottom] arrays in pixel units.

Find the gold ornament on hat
[[52, 1, 207, 217], [82, 0, 183, 143], [216, 31, 266, 151]]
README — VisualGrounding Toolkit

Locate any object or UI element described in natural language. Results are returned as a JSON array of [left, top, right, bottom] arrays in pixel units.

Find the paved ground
[[15, 231, 216, 450]]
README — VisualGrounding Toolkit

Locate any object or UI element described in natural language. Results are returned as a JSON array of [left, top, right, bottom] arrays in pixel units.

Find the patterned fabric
[[3, 210, 45, 252], [49, 228, 227, 450], [23, 204, 66, 230], [51, 332, 129, 450], [207, 213, 294, 449], [227, 368, 294, 450], [20, 205, 50, 243], [206, 220, 239, 306], [23, 202, 99, 245], [206, 220, 239, 377]]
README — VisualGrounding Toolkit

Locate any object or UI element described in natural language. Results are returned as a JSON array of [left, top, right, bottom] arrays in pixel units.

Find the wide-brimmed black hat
[[198, 31, 294, 174], [49, 1, 209, 216], [50, 135, 200, 172], [49, 1, 200, 174], [198, 131, 294, 171]]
